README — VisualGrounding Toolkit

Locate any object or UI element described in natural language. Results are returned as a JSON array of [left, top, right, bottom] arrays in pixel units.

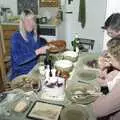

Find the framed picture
[[39, 0, 59, 7], [17, 0, 38, 15], [27, 101, 63, 120]]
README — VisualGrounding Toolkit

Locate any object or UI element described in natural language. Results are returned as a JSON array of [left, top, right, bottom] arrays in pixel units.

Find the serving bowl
[[60, 104, 89, 120], [55, 60, 73, 72], [63, 51, 78, 62], [81, 54, 99, 71], [48, 40, 66, 53]]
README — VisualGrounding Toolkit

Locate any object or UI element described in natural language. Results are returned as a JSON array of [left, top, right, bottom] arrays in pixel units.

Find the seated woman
[[10, 9, 48, 80], [92, 37, 120, 120]]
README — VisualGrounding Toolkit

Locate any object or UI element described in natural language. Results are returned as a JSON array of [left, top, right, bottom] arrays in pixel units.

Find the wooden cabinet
[[40, 0, 59, 7]]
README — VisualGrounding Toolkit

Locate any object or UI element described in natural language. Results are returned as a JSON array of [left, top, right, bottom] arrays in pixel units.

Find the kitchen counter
[[0, 22, 61, 27], [0, 22, 19, 26]]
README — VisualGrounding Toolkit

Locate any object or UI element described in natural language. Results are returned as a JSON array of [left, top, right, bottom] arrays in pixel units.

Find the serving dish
[[48, 40, 66, 53], [62, 51, 78, 62], [55, 60, 73, 72]]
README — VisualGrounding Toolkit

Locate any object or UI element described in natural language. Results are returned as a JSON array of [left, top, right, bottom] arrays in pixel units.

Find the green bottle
[[71, 35, 79, 52]]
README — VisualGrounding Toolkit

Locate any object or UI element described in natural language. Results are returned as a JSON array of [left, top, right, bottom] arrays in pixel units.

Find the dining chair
[[77, 38, 95, 52], [0, 35, 6, 92], [0, 31, 12, 91]]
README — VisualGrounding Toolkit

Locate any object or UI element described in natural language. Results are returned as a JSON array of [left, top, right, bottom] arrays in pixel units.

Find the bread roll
[[14, 100, 27, 112]]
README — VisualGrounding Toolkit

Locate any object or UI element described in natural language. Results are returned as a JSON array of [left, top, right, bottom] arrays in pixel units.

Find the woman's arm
[[92, 82, 120, 117], [37, 37, 47, 48]]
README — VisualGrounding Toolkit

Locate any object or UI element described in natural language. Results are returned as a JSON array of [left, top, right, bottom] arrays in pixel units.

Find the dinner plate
[[65, 83, 100, 105], [60, 104, 89, 120], [11, 74, 41, 91], [77, 70, 98, 83]]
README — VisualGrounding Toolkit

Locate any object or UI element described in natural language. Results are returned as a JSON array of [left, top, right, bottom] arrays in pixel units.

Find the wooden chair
[[0, 25, 17, 91], [0, 25, 17, 74], [0, 33, 6, 92]]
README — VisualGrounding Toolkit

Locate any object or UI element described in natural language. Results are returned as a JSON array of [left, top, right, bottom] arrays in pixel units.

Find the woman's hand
[[35, 46, 49, 55]]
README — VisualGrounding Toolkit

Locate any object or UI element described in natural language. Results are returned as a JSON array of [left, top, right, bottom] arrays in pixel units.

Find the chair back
[[78, 38, 95, 52]]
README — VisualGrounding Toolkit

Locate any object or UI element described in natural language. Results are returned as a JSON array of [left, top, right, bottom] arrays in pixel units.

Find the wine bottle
[[44, 50, 49, 68]]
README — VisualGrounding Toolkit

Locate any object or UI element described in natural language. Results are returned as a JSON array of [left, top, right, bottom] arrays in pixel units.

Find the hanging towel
[[78, 0, 86, 28]]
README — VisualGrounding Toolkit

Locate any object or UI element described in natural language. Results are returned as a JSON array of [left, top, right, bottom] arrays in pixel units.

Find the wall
[[64, 0, 107, 53], [103, 0, 120, 50], [39, 7, 58, 18]]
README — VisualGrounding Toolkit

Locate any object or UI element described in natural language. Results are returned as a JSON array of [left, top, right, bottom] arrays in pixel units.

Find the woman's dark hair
[[102, 13, 120, 31]]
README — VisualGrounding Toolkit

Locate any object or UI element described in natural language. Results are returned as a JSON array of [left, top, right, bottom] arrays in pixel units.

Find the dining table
[[0, 52, 100, 120]]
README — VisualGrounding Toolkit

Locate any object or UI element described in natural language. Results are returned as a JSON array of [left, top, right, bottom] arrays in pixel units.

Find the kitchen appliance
[[38, 17, 48, 24]]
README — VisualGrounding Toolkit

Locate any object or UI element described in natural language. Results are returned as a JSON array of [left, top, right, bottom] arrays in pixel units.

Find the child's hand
[[98, 56, 111, 70], [97, 69, 108, 85]]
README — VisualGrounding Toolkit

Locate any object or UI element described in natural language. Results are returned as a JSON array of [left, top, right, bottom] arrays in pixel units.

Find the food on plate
[[43, 77, 65, 97], [56, 70, 69, 80], [11, 75, 40, 91], [86, 59, 98, 68], [14, 100, 27, 112]]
